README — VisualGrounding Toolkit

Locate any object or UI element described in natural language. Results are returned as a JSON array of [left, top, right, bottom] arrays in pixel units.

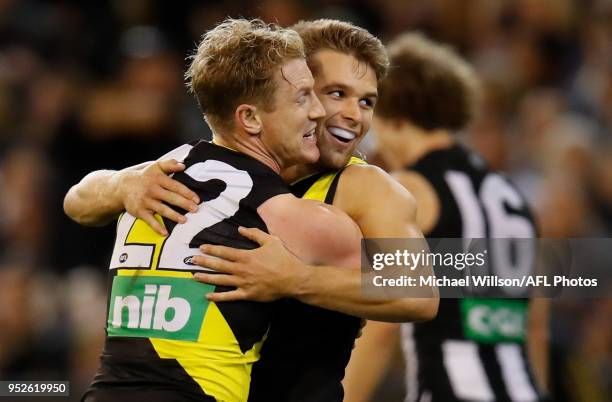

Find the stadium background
[[0, 0, 610, 401]]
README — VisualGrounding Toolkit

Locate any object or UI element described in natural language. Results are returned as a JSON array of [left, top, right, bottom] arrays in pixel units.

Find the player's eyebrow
[[296, 83, 312, 93], [293, 85, 314, 101]]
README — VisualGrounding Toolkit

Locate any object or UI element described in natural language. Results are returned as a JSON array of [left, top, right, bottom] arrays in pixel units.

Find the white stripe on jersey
[[444, 171, 486, 239], [110, 143, 195, 271], [496, 343, 538, 402], [401, 323, 419, 402], [419, 391, 431, 402], [157, 143, 194, 163], [442, 340, 495, 402], [109, 213, 154, 269]]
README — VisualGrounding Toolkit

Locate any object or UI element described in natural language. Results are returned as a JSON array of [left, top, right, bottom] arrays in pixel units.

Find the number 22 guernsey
[[83, 140, 290, 402]]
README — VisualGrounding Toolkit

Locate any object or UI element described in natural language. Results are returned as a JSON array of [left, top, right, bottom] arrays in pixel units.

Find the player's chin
[[315, 150, 347, 170], [300, 144, 320, 164], [330, 149, 353, 169]]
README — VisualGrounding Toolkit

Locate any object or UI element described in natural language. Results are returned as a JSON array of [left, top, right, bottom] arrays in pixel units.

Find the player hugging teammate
[[65, 15, 547, 402]]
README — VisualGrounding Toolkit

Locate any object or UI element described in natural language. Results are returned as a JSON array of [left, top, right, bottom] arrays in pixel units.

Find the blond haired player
[[71, 19, 362, 402]]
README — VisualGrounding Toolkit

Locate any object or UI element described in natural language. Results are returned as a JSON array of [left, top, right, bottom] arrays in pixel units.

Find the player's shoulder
[[259, 193, 360, 258], [392, 169, 441, 234], [391, 170, 437, 200], [341, 163, 390, 186], [263, 193, 342, 220], [341, 163, 412, 199], [336, 163, 417, 219], [157, 140, 203, 162]]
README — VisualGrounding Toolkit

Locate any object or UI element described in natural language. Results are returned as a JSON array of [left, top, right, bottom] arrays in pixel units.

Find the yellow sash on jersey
[[109, 215, 263, 402], [302, 157, 366, 202]]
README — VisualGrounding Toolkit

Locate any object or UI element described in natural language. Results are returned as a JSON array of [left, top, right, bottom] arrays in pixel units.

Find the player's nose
[[309, 93, 326, 120], [341, 99, 362, 126]]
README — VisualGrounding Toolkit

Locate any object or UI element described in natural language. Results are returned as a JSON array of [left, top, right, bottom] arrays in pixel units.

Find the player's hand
[[119, 160, 200, 236], [192, 227, 308, 302]]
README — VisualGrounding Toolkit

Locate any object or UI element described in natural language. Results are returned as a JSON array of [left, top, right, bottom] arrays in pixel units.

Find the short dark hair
[[376, 32, 481, 131]]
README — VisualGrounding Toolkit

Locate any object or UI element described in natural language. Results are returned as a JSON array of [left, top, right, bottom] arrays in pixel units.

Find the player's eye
[[359, 98, 374, 108], [329, 90, 343, 98]]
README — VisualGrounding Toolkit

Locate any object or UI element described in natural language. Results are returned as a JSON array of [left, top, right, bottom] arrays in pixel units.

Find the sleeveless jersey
[[83, 141, 289, 402], [401, 144, 544, 402], [248, 157, 366, 402]]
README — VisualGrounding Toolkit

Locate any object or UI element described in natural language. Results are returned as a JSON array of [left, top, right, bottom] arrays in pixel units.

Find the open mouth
[[328, 127, 356, 143], [303, 127, 316, 140]]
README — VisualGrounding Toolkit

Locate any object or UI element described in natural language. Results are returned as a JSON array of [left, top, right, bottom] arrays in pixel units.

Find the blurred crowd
[[0, 0, 610, 401]]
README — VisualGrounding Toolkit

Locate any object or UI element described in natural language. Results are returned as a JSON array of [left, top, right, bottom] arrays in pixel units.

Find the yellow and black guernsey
[[83, 141, 290, 402], [248, 157, 367, 402]]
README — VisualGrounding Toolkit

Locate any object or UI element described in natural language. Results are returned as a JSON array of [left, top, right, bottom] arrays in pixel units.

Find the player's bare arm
[[528, 298, 551, 393], [391, 169, 440, 234], [342, 321, 400, 402], [193, 193, 362, 302], [343, 167, 442, 400], [293, 164, 438, 321], [195, 164, 439, 322], [63, 159, 199, 235]]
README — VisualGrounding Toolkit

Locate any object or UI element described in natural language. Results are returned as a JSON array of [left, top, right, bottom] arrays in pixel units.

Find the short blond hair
[[186, 19, 305, 132], [290, 19, 388, 81], [377, 32, 481, 131]]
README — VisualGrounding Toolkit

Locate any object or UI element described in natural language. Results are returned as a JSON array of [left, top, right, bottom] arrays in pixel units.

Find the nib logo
[[112, 285, 191, 332], [108, 275, 214, 341]]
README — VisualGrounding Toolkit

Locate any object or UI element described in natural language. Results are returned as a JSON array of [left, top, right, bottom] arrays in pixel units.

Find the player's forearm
[[292, 265, 438, 322], [527, 298, 550, 393], [64, 169, 128, 226], [528, 325, 549, 393], [343, 321, 400, 402]]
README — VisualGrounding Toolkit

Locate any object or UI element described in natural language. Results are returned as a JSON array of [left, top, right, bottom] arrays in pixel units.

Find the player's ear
[[235, 104, 262, 135]]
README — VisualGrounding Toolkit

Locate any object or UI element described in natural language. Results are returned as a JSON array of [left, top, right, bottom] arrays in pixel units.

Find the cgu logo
[[461, 299, 527, 343], [112, 284, 190, 332], [467, 306, 525, 339]]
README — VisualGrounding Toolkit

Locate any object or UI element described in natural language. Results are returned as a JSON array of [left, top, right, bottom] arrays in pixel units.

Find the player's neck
[[281, 163, 319, 184], [386, 126, 455, 170], [213, 133, 282, 174]]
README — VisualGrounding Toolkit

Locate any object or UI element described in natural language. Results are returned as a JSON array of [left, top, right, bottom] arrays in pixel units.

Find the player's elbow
[[63, 188, 109, 226], [63, 188, 84, 223], [416, 296, 439, 322], [371, 296, 439, 323], [393, 296, 439, 323], [415, 279, 440, 321]]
